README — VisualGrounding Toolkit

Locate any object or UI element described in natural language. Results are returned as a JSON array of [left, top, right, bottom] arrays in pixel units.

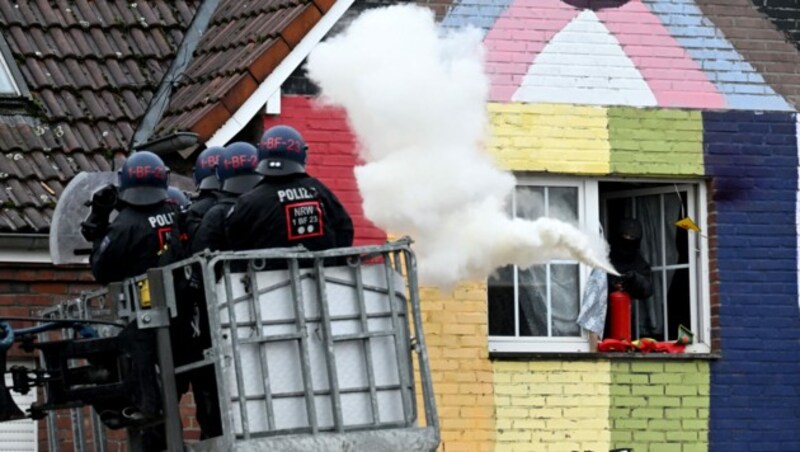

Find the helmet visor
[[119, 186, 168, 206], [256, 158, 305, 176], [222, 174, 263, 194]]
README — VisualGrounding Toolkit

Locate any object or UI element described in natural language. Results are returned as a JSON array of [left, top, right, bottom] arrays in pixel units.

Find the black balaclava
[[611, 218, 642, 262]]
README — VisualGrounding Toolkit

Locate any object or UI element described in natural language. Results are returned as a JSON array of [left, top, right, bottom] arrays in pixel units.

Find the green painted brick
[[615, 418, 649, 430], [682, 419, 708, 431], [666, 430, 699, 442], [649, 373, 683, 384], [611, 431, 633, 443], [665, 385, 698, 396], [631, 408, 664, 418], [633, 430, 667, 441], [650, 443, 683, 452], [682, 373, 709, 385], [683, 443, 709, 452], [611, 408, 631, 418], [611, 385, 631, 396], [663, 362, 699, 373], [682, 397, 710, 408], [629, 362, 664, 373], [649, 396, 682, 407], [632, 385, 665, 396], [698, 409, 709, 418], [615, 374, 650, 384], [649, 419, 682, 430], [665, 408, 697, 419], [614, 396, 649, 407]]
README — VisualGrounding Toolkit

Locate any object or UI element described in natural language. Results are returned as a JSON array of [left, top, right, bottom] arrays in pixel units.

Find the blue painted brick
[[704, 111, 800, 451]]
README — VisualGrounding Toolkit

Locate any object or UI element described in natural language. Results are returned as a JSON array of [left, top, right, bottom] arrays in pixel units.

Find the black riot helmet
[[256, 125, 308, 176], [217, 142, 261, 195], [117, 151, 170, 206], [193, 146, 224, 191]]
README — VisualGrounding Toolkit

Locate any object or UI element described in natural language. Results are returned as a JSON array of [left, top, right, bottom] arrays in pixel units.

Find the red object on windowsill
[[608, 288, 632, 341], [597, 338, 687, 354]]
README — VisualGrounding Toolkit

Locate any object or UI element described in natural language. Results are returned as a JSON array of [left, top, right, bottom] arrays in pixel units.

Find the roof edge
[[203, 0, 356, 148], [132, 0, 221, 150]]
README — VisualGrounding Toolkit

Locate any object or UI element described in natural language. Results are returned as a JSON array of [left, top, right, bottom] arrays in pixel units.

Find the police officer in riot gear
[[226, 125, 354, 252], [184, 146, 224, 248], [82, 150, 187, 450], [192, 142, 261, 254], [86, 151, 184, 283]]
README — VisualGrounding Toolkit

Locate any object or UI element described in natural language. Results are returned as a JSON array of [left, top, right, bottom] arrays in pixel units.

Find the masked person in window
[[604, 218, 654, 339], [225, 125, 354, 260], [80, 151, 188, 451]]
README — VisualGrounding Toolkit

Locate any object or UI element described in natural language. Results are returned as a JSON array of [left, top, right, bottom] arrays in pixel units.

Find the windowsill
[[489, 351, 721, 361]]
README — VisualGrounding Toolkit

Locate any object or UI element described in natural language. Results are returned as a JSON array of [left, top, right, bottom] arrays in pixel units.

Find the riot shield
[[49, 171, 117, 265]]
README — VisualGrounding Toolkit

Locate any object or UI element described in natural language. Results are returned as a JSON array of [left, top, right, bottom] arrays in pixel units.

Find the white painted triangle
[[512, 9, 657, 107]]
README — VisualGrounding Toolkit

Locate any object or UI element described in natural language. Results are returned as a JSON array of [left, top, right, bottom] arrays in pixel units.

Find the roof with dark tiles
[[154, 0, 332, 145], [0, 0, 336, 234], [0, 1, 201, 233]]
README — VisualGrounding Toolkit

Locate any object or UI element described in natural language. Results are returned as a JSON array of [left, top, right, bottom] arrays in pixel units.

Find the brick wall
[[703, 111, 800, 450], [607, 108, 703, 176], [420, 282, 496, 452], [695, 0, 800, 109], [610, 361, 710, 452], [493, 360, 611, 452], [488, 103, 609, 175]]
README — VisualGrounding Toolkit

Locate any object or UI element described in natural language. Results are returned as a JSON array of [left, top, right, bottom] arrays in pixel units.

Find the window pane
[[0, 62, 17, 94], [515, 186, 544, 220], [488, 265, 515, 336], [551, 264, 580, 336], [549, 187, 578, 222], [518, 265, 547, 336]]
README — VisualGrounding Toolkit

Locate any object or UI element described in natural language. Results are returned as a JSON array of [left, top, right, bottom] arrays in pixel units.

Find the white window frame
[[0, 52, 20, 95], [487, 175, 711, 354]]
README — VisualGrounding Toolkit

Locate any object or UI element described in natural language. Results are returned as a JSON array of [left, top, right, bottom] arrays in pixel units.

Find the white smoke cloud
[[307, 4, 613, 287]]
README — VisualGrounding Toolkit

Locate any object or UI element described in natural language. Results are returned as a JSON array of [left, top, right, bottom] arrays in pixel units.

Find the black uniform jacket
[[183, 191, 218, 251], [192, 194, 237, 254], [90, 202, 185, 284], [226, 174, 354, 252]]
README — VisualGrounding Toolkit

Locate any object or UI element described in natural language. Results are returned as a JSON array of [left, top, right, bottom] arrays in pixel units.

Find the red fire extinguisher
[[609, 288, 631, 342]]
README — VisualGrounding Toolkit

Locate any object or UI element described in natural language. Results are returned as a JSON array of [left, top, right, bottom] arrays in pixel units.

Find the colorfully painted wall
[[271, 1, 800, 450]]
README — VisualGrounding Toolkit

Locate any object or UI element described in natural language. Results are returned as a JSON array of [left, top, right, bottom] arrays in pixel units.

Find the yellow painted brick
[[496, 407, 529, 418], [546, 395, 607, 407], [459, 383, 494, 395], [563, 361, 608, 372], [508, 395, 546, 406], [494, 361, 528, 372], [529, 408, 562, 419], [562, 407, 608, 419], [496, 430, 533, 441], [511, 372, 549, 383], [442, 347, 483, 359], [527, 361, 563, 372], [528, 384, 564, 395], [510, 418, 548, 430], [563, 383, 606, 395], [495, 384, 531, 395], [441, 394, 477, 406]]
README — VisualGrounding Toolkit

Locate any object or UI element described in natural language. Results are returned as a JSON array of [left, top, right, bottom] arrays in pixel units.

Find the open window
[[488, 176, 710, 354]]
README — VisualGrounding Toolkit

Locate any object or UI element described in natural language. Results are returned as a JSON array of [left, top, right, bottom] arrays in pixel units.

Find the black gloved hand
[[90, 184, 119, 214]]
